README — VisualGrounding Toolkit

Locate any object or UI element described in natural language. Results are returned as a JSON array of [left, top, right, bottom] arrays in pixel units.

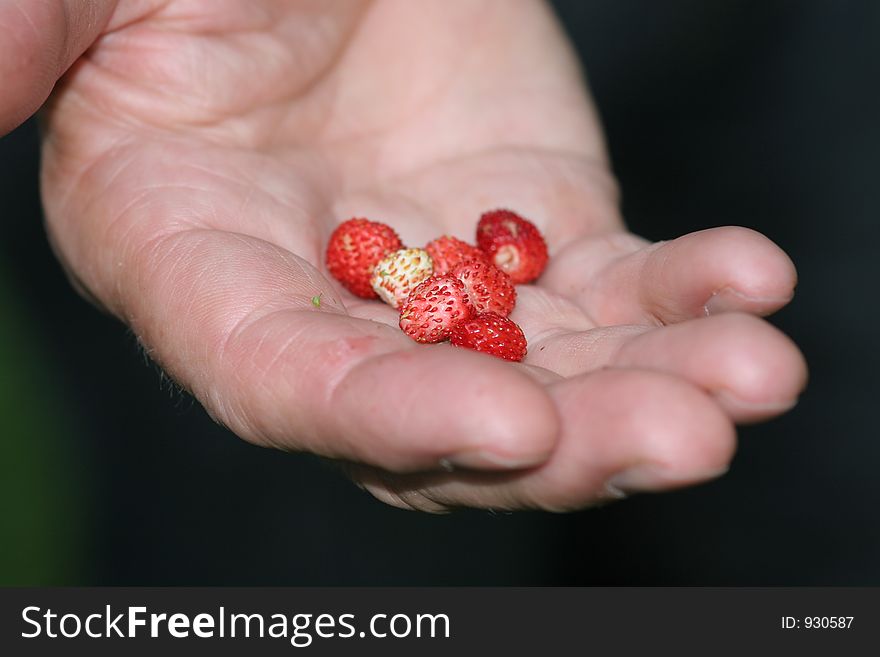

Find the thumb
[[0, 0, 118, 134]]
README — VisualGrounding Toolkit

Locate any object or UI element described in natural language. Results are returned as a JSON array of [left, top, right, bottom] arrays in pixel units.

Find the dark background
[[1, 0, 877, 585]]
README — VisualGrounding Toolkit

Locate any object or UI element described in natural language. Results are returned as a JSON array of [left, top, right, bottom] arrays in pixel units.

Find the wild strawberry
[[476, 209, 548, 284], [452, 259, 516, 317], [425, 235, 487, 274], [450, 312, 528, 362], [399, 274, 475, 343], [326, 218, 402, 298], [370, 248, 434, 308]]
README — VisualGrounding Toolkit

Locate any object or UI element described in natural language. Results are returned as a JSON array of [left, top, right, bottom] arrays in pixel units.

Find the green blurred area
[[0, 261, 86, 584]]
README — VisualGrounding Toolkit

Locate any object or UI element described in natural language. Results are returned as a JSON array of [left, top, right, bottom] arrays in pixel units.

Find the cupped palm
[[40, 0, 806, 511]]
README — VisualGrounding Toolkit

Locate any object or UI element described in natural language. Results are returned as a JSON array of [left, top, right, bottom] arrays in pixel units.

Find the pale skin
[[1, 0, 806, 511]]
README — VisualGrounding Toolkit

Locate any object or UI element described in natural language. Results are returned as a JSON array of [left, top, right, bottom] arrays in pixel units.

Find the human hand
[[3, 0, 806, 511]]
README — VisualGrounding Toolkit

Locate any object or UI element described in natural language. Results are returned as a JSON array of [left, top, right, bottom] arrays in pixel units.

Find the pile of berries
[[325, 209, 548, 362]]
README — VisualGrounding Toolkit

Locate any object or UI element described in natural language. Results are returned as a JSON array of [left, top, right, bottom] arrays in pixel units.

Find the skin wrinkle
[[78, 3, 370, 140], [45, 80, 152, 150], [215, 307, 409, 455], [130, 232, 320, 406], [380, 146, 609, 205], [40, 142, 137, 276], [72, 42, 236, 129], [581, 240, 656, 324], [596, 327, 647, 360], [54, 195, 191, 315], [360, 471, 445, 514], [126, 227, 211, 322], [235, 179, 258, 224], [59, 1, 104, 70], [188, 36, 298, 113], [59, 139, 140, 212], [348, 462, 464, 513], [138, 227, 288, 336], [569, 328, 627, 363], [219, 304, 320, 376], [168, 156, 334, 260], [151, 5, 275, 35], [245, 316, 314, 392], [516, 285, 597, 330], [542, 242, 597, 307], [527, 326, 574, 350], [105, 1, 169, 34], [85, 45, 235, 126], [637, 241, 676, 323], [348, 148, 607, 215], [57, 1, 75, 69], [223, 314, 335, 447], [109, 202, 209, 309], [177, 157, 335, 251], [14, 3, 47, 63], [513, 363, 563, 385], [352, 461, 549, 514]]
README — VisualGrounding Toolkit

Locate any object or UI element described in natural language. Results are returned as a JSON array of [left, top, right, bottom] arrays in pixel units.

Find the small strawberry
[[399, 274, 475, 343], [452, 259, 516, 317], [371, 248, 434, 308], [450, 312, 528, 362], [326, 218, 403, 298], [476, 209, 548, 284], [424, 235, 487, 274]]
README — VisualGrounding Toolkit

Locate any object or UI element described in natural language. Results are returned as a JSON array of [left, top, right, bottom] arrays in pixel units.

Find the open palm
[[11, 0, 805, 511]]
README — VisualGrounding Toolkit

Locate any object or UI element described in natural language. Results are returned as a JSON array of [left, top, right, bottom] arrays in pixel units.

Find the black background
[[0, 0, 878, 584]]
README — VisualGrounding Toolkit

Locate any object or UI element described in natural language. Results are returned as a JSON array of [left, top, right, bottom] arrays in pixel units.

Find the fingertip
[[701, 313, 808, 417], [0, 2, 61, 134], [621, 370, 735, 460], [420, 347, 561, 471], [695, 226, 798, 315], [331, 345, 560, 473], [572, 369, 737, 494], [627, 373, 737, 488], [0, 1, 117, 134], [614, 313, 808, 423], [644, 225, 799, 321]]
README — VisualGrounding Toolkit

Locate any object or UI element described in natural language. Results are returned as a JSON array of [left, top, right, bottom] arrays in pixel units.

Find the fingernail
[[600, 482, 628, 500], [714, 390, 800, 416], [446, 449, 547, 471], [704, 287, 793, 316], [607, 463, 729, 494]]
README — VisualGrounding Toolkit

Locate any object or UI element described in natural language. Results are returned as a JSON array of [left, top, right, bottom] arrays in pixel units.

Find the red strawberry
[[476, 209, 548, 284], [424, 235, 487, 274], [399, 274, 475, 343], [451, 259, 516, 317], [326, 218, 402, 298], [371, 248, 434, 308], [450, 312, 528, 362]]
